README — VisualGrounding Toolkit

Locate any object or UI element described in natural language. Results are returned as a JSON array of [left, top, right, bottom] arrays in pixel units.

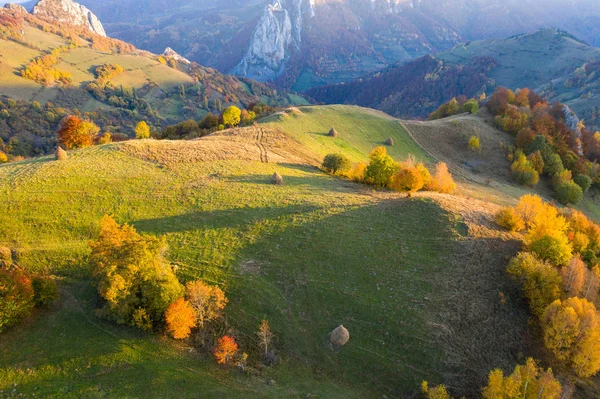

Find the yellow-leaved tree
[[482, 358, 561, 399], [135, 121, 151, 139], [542, 297, 600, 377], [89, 216, 184, 330]]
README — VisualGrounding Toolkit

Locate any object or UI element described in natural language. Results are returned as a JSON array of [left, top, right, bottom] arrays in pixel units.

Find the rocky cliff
[[233, 0, 308, 81], [32, 0, 106, 36]]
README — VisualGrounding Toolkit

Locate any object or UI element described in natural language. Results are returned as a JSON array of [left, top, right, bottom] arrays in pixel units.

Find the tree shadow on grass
[[132, 204, 323, 235], [222, 199, 532, 398]]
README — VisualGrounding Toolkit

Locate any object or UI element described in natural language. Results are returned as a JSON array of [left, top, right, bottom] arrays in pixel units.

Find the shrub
[[427, 162, 456, 193], [214, 335, 239, 365], [511, 154, 539, 186], [574, 174, 592, 193], [529, 235, 573, 267], [165, 298, 197, 339], [0, 151, 7, 163], [32, 276, 58, 307], [391, 166, 424, 196], [134, 121, 151, 139], [0, 268, 34, 332], [495, 207, 525, 232], [89, 216, 184, 329], [429, 98, 460, 120], [322, 153, 352, 175], [97, 133, 112, 144], [364, 146, 399, 187], [350, 161, 368, 183], [468, 136, 480, 152], [461, 99, 479, 114], [554, 180, 583, 205]]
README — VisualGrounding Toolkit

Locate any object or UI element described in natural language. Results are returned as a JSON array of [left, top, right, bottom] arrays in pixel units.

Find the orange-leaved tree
[[214, 335, 239, 365], [57, 116, 99, 149], [165, 298, 197, 339], [185, 280, 227, 328]]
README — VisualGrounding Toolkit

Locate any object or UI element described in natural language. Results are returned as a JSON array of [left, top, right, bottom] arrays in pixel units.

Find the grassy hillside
[[439, 29, 600, 92], [261, 105, 430, 163], [307, 30, 600, 129], [0, 105, 534, 397], [0, 8, 307, 158]]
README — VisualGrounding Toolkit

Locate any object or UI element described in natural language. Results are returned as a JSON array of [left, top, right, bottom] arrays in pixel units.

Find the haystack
[[385, 137, 394, 146], [328, 127, 338, 138], [271, 172, 284, 185], [55, 146, 67, 161], [330, 325, 350, 346], [0, 246, 12, 267]]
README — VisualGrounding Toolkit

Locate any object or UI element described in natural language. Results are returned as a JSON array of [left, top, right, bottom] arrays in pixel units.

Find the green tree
[[135, 121, 151, 139], [364, 146, 399, 187], [543, 153, 564, 176], [461, 99, 479, 114], [322, 153, 352, 175], [554, 180, 583, 205], [222, 106, 242, 127]]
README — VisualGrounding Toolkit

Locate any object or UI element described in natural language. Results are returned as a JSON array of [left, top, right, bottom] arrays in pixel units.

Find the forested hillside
[[0, 6, 304, 157]]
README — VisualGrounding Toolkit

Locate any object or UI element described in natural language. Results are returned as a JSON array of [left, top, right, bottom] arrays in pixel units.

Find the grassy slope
[[438, 29, 600, 91], [261, 105, 431, 163], [0, 107, 470, 397], [0, 26, 194, 107]]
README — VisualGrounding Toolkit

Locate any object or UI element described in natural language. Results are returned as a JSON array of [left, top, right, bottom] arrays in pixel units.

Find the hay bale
[[55, 147, 67, 161], [328, 128, 338, 138], [0, 246, 12, 267], [330, 325, 350, 346], [385, 137, 394, 146], [271, 172, 284, 185]]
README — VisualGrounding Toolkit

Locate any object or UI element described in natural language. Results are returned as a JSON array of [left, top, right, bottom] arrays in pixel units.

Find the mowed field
[[0, 105, 535, 397]]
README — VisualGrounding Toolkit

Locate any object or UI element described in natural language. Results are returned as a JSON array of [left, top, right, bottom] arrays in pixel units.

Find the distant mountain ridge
[[51, 0, 600, 91], [307, 29, 600, 129], [11, 0, 107, 36]]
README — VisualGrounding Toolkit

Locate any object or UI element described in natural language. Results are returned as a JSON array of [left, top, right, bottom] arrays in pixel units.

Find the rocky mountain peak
[[32, 0, 106, 37], [4, 3, 28, 15], [163, 47, 191, 64]]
